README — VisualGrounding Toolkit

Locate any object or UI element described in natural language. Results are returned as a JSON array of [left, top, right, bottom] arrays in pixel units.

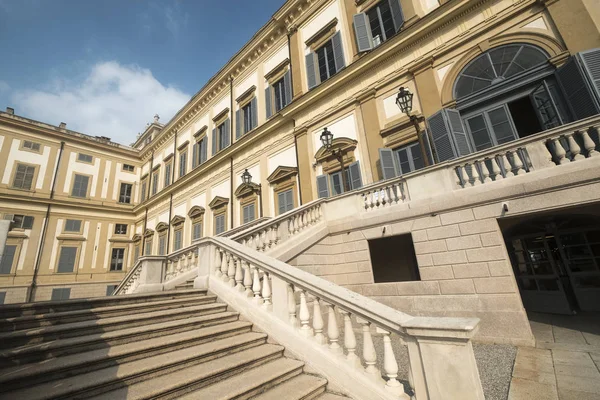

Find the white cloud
[[11, 61, 190, 145]]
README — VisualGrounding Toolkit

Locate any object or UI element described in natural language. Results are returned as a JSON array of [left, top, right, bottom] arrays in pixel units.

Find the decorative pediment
[[155, 222, 169, 232], [132, 234, 142, 242], [315, 137, 358, 163], [267, 166, 298, 184], [170, 215, 185, 226], [234, 182, 260, 198], [188, 206, 206, 218], [209, 196, 229, 209], [143, 229, 154, 237]]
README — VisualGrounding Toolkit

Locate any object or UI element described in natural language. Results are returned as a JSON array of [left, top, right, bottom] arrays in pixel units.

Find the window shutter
[[278, 192, 286, 215], [331, 31, 345, 73], [578, 49, 600, 102], [223, 118, 231, 148], [487, 105, 517, 145], [251, 97, 258, 130], [396, 148, 412, 174], [353, 13, 373, 53], [0, 245, 16, 274], [57, 247, 77, 273], [51, 288, 70, 301], [317, 174, 329, 198], [286, 190, 294, 211], [427, 109, 470, 162], [379, 148, 398, 180], [466, 114, 493, 152], [192, 143, 198, 168], [201, 138, 207, 163], [265, 86, 273, 119], [306, 52, 318, 90], [235, 109, 242, 139], [446, 109, 471, 156], [556, 56, 600, 121], [283, 70, 292, 107], [212, 128, 217, 155], [388, 0, 405, 33], [348, 161, 363, 190]]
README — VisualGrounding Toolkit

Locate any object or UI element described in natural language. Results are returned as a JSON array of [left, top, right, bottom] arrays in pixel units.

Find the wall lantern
[[396, 86, 414, 116]]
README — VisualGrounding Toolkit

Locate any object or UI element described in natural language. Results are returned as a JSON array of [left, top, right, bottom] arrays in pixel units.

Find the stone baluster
[[251, 265, 262, 304], [243, 262, 253, 297], [553, 137, 570, 164], [490, 156, 503, 180], [512, 151, 526, 175], [340, 310, 360, 367], [470, 163, 482, 186], [480, 159, 492, 183], [312, 297, 326, 345], [287, 218, 293, 236], [227, 253, 236, 287], [566, 132, 584, 161], [298, 290, 312, 337], [273, 223, 280, 246], [455, 166, 466, 188], [379, 328, 403, 395], [582, 129, 599, 157], [261, 271, 271, 308], [499, 153, 514, 177], [220, 251, 229, 280], [234, 257, 244, 291], [326, 304, 341, 353], [358, 319, 379, 377], [287, 284, 297, 327]]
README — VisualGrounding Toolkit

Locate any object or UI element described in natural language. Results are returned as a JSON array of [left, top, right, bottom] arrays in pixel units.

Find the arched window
[[454, 44, 549, 99]]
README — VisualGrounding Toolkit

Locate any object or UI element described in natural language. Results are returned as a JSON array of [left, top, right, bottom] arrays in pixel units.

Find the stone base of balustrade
[[134, 283, 165, 293], [193, 274, 209, 289]]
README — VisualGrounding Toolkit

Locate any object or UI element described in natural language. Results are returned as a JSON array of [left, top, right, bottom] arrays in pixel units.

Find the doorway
[[507, 96, 543, 138], [368, 234, 420, 283]]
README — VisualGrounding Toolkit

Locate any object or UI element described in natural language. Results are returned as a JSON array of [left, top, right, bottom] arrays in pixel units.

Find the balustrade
[[362, 180, 405, 211]]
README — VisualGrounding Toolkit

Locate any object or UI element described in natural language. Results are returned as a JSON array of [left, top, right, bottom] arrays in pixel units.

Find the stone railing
[[113, 256, 165, 295], [164, 245, 200, 281], [218, 216, 271, 238], [361, 178, 407, 211], [203, 236, 484, 400]]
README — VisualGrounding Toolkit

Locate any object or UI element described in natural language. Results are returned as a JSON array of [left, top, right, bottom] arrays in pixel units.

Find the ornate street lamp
[[320, 127, 334, 150], [319, 127, 349, 192], [240, 169, 263, 218], [396, 87, 431, 166], [241, 168, 252, 185]]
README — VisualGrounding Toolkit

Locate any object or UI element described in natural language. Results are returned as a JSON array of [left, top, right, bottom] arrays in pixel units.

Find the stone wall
[[32, 281, 121, 302]]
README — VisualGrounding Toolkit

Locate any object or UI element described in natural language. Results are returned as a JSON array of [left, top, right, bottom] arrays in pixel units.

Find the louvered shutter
[[317, 174, 329, 198], [235, 109, 242, 139], [487, 105, 516, 145], [556, 56, 600, 121], [353, 13, 373, 53], [348, 161, 363, 190], [331, 31, 345, 73], [427, 110, 457, 162], [248, 204, 255, 222], [396, 148, 412, 174], [388, 0, 405, 33], [446, 109, 471, 156], [466, 114, 493, 152], [212, 128, 217, 155], [192, 142, 199, 168], [0, 245, 16, 274], [251, 97, 258, 130], [278, 192, 286, 215], [283, 70, 292, 106], [379, 148, 398, 180], [223, 118, 231, 148], [51, 288, 70, 301], [285, 190, 294, 212], [265, 86, 273, 119], [306, 52, 318, 90], [578, 49, 600, 102], [201, 138, 207, 163], [57, 247, 77, 273]]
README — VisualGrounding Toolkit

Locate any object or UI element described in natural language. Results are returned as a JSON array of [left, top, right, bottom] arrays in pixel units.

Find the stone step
[[0, 289, 208, 319], [316, 393, 353, 400], [179, 358, 307, 400], [0, 295, 217, 332], [87, 344, 286, 400], [0, 311, 240, 368], [175, 282, 195, 289], [2, 333, 273, 400], [249, 372, 327, 400], [0, 320, 253, 391], [0, 302, 228, 349]]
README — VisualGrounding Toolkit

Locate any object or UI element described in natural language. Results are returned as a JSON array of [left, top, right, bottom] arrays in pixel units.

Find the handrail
[[219, 216, 272, 238]]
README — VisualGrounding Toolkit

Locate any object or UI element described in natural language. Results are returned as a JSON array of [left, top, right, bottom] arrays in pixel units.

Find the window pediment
[[132, 234, 142, 242], [155, 222, 169, 232], [267, 166, 298, 184], [234, 182, 260, 198], [188, 205, 206, 218], [236, 85, 257, 105], [144, 229, 155, 237], [170, 215, 185, 226], [163, 153, 174, 162], [305, 18, 338, 51], [315, 137, 358, 163], [209, 196, 229, 209], [194, 125, 208, 138]]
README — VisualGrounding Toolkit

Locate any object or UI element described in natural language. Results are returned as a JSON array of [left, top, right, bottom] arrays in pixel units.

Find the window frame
[[172, 227, 183, 252], [0, 243, 20, 275], [164, 161, 172, 187], [11, 163, 38, 191], [158, 232, 167, 256], [71, 173, 91, 198], [365, 0, 396, 45], [214, 212, 226, 235], [151, 168, 160, 196], [56, 245, 80, 273], [64, 219, 83, 234], [273, 76, 287, 113], [217, 121, 228, 152], [77, 153, 94, 164], [7, 214, 35, 230], [110, 247, 126, 271], [122, 164, 135, 173], [179, 149, 188, 178], [114, 223, 128, 235], [20, 140, 42, 153], [144, 236, 153, 256], [276, 188, 295, 216], [119, 182, 133, 204], [316, 39, 337, 84], [140, 177, 148, 203]]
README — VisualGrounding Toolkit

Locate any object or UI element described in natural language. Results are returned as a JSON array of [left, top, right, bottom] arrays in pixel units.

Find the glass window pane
[[367, 7, 382, 43], [378, 1, 395, 41], [537, 279, 559, 291]]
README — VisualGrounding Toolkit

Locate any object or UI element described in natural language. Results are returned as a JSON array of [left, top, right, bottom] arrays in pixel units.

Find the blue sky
[[0, 0, 284, 144]]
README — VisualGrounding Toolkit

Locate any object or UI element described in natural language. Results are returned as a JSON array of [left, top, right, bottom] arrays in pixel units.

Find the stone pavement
[[508, 312, 600, 400]]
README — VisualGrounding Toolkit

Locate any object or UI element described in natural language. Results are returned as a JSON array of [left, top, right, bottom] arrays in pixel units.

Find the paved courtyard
[[508, 312, 600, 400]]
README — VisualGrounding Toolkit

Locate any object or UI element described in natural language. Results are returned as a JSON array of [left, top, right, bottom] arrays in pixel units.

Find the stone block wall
[[32, 282, 121, 302], [0, 286, 28, 304], [290, 207, 534, 346]]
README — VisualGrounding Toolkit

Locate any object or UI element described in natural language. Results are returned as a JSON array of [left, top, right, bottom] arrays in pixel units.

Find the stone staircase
[[0, 289, 349, 400]]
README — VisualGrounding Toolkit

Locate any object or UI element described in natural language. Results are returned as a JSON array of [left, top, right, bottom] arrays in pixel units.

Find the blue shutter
[[465, 114, 493, 152], [278, 192, 286, 215], [388, 0, 405, 33], [353, 13, 373, 53], [212, 128, 217, 155], [446, 109, 471, 156], [578, 49, 600, 103], [201, 138, 207, 163], [379, 148, 398, 180], [251, 97, 258, 130], [285, 189, 294, 212], [556, 55, 600, 121], [223, 118, 230, 148], [192, 143, 199, 168], [427, 109, 470, 162], [317, 174, 329, 198], [0, 245, 16, 274], [235, 109, 242, 139], [331, 31, 345, 73], [348, 161, 362, 190], [283, 70, 292, 107], [265, 86, 273, 119], [306, 52, 318, 90]]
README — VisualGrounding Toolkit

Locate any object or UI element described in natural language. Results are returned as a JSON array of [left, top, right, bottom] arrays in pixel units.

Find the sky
[[0, 0, 285, 145]]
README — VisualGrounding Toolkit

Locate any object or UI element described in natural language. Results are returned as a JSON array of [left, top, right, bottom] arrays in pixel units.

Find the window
[[22, 140, 41, 152], [316, 161, 362, 198], [395, 142, 426, 174], [192, 221, 203, 241], [122, 164, 135, 172], [242, 203, 256, 224], [110, 248, 125, 271], [273, 77, 287, 113], [192, 138, 207, 168], [218, 122, 228, 151], [266, 70, 292, 119], [179, 150, 187, 178], [6, 215, 34, 229], [144, 237, 152, 255], [212, 119, 231, 155], [277, 189, 294, 215], [306, 31, 345, 89], [0, 245, 17, 274], [12, 164, 35, 190], [173, 229, 183, 251], [77, 153, 93, 163], [369, 234, 420, 283], [243, 102, 254, 134], [64, 219, 82, 233], [115, 224, 127, 235], [140, 180, 147, 202], [119, 183, 133, 204], [317, 40, 337, 84], [106, 285, 117, 296], [353, 0, 404, 52], [152, 171, 160, 195], [0, 292, 5, 304], [71, 174, 89, 198], [51, 288, 71, 301], [164, 163, 172, 187], [366, 1, 396, 45], [158, 235, 167, 255], [57, 246, 78, 273], [215, 214, 226, 235]]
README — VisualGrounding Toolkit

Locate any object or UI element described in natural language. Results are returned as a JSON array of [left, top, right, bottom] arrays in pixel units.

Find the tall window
[[277, 189, 294, 215], [192, 138, 207, 168], [366, 1, 396, 45], [110, 248, 125, 271], [119, 183, 133, 204], [179, 150, 187, 178], [64, 219, 82, 233], [144, 237, 152, 255], [316, 40, 337, 84], [192, 221, 202, 241], [115, 224, 128, 235], [242, 203, 256, 224], [0, 245, 16, 274], [395, 142, 426, 174], [317, 161, 363, 198], [215, 214, 226, 235], [57, 246, 78, 273], [152, 171, 160, 195], [164, 163, 172, 187], [77, 153, 93, 163], [218, 122, 228, 151], [173, 229, 183, 251], [243, 102, 253, 134], [273, 77, 287, 113], [12, 164, 35, 190], [140, 180, 147, 202], [158, 235, 166, 255], [71, 174, 89, 198]]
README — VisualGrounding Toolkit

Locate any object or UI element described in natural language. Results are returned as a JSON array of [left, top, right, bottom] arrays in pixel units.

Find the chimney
[[59, 122, 67, 129], [6, 107, 14, 115]]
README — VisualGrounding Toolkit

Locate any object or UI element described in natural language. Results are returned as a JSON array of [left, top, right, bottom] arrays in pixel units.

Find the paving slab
[[508, 377, 558, 400], [552, 349, 596, 367], [554, 363, 600, 378], [555, 373, 600, 394], [558, 389, 600, 400]]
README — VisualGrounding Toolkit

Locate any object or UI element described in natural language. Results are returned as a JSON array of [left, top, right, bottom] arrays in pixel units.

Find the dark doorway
[[368, 234, 420, 283], [508, 96, 543, 138]]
